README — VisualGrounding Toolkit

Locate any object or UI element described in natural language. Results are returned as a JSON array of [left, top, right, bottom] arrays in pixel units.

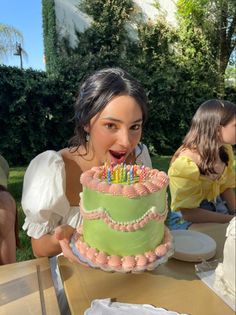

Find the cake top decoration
[[101, 163, 147, 185], [80, 164, 169, 197]]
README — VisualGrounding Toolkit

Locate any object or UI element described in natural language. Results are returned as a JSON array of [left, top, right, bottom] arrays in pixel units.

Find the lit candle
[[108, 168, 112, 184], [130, 166, 134, 184]]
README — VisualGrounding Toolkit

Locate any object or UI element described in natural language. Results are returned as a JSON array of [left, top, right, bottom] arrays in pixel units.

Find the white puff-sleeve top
[[22, 144, 152, 239]]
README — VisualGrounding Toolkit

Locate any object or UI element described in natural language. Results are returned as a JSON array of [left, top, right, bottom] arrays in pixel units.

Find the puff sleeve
[[220, 144, 236, 193], [168, 157, 203, 211], [22, 150, 70, 239]]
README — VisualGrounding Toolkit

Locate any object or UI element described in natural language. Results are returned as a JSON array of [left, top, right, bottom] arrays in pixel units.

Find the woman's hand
[[54, 224, 82, 264]]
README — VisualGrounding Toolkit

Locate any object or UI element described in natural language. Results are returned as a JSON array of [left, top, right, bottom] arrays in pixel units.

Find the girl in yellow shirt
[[167, 99, 236, 230]]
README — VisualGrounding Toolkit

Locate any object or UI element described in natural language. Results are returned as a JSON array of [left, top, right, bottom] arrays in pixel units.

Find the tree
[[177, 0, 236, 90], [0, 23, 24, 61]]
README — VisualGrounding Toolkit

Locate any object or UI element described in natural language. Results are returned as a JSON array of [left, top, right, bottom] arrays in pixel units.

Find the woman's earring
[[86, 133, 90, 142]]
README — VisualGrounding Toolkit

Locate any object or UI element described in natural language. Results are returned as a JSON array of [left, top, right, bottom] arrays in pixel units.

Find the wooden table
[[0, 257, 60, 315], [58, 223, 233, 315]]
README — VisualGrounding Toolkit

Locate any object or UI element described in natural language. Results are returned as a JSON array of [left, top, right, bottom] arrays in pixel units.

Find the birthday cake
[[72, 164, 174, 272], [214, 217, 236, 306]]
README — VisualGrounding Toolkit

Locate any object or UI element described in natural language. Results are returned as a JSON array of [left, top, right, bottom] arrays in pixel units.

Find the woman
[[167, 99, 236, 230], [0, 154, 18, 265], [21, 67, 152, 313]]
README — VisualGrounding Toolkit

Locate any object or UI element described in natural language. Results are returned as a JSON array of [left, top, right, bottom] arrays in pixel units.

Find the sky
[[0, 0, 45, 71]]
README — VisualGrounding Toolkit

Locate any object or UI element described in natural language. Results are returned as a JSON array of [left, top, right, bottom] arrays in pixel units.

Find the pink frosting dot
[[133, 223, 140, 230], [97, 181, 109, 193], [122, 256, 136, 269], [95, 252, 108, 265], [89, 178, 100, 189], [123, 185, 137, 198], [109, 184, 123, 195], [143, 181, 158, 192], [77, 241, 87, 256], [155, 244, 167, 257], [126, 224, 134, 232], [108, 255, 122, 267], [86, 247, 98, 262], [135, 255, 148, 267], [148, 212, 156, 220], [145, 251, 156, 263], [134, 183, 149, 196]]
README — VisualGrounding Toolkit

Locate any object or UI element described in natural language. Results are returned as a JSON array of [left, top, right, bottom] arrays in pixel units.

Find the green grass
[[8, 167, 34, 261]]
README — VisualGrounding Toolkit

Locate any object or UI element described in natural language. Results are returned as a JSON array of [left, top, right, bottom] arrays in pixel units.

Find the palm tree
[[0, 23, 27, 68]]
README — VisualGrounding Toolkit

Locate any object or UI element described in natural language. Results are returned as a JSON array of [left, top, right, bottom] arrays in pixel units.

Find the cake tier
[[80, 187, 168, 256], [72, 226, 174, 273]]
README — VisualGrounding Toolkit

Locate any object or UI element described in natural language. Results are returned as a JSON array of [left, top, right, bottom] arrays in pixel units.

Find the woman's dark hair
[[69, 67, 148, 150], [172, 99, 236, 175]]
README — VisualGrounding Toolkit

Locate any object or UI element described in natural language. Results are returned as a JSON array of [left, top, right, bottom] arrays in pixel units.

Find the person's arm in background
[[221, 188, 236, 214], [181, 207, 234, 223], [0, 188, 17, 264]]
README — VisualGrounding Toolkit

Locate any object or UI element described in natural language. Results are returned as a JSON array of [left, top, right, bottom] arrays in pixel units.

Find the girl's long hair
[[69, 67, 148, 152], [172, 99, 236, 175]]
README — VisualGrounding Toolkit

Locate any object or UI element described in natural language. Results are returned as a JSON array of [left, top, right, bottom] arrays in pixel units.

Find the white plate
[[171, 230, 216, 262]]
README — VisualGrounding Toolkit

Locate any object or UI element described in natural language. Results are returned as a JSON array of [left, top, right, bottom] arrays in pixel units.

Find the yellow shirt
[[168, 145, 235, 211], [0, 155, 9, 188]]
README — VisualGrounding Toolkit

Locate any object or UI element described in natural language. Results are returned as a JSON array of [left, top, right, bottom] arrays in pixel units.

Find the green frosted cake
[[73, 164, 173, 272]]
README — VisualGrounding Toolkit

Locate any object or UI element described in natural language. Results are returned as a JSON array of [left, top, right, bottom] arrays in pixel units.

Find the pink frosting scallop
[[88, 178, 100, 189], [148, 169, 159, 178], [80, 174, 92, 186], [90, 166, 100, 171], [97, 181, 110, 193], [145, 251, 157, 263], [148, 212, 156, 220], [122, 256, 136, 269], [108, 255, 122, 268], [95, 252, 108, 265], [165, 242, 172, 251], [143, 181, 159, 192], [76, 241, 87, 256], [86, 247, 98, 262], [80, 164, 169, 197], [109, 183, 123, 195], [135, 254, 148, 267], [155, 244, 167, 257], [134, 183, 149, 196], [122, 185, 137, 198], [133, 223, 140, 230], [157, 171, 169, 183]]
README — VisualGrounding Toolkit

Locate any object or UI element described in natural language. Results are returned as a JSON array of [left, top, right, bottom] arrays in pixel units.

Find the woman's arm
[[181, 208, 234, 223], [221, 188, 236, 213], [31, 233, 62, 257], [32, 224, 82, 263]]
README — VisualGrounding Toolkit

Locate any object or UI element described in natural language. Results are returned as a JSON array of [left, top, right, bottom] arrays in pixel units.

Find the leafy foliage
[[2, 1, 236, 165], [176, 0, 236, 93], [0, 65, 76, 165], [42, 0, 58, 73]]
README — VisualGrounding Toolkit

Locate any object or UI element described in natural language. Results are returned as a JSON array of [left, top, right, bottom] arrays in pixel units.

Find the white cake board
[[196, 269, 236, 311]]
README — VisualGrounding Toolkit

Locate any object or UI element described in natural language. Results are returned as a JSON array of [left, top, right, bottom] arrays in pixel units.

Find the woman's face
[[87, 95, 143, 165], [220, 115, 236, 145]]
